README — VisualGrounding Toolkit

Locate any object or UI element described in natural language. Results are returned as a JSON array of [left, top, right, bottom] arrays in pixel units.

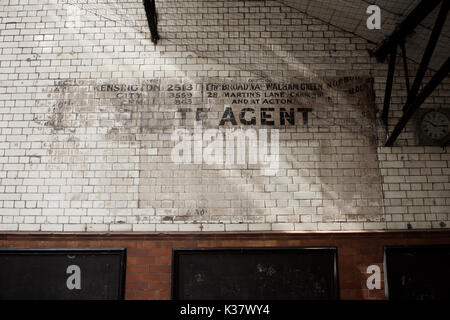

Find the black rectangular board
[[172, 247, 338, 300], [0, 248, 126, 300], [384, 245, 450, 300]]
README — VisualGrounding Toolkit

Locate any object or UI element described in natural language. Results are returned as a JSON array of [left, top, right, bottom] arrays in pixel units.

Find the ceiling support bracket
[[374, 0, 443, 62], [385, 57, 450, 147], [402, 0, 449, 112], [377, 0, 449, 146]]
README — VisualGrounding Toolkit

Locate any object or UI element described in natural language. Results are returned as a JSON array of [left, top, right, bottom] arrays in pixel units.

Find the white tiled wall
[[0, 0, 449, 232]]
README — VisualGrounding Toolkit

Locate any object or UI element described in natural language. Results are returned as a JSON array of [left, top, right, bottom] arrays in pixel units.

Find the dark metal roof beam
[[399, 41, 410, 94], [381, 46, 397, 126], [403, 0, 449, 111], [143, 0, 160, 45], [384, 57, 450, 147], [374, 0, 443, 61]]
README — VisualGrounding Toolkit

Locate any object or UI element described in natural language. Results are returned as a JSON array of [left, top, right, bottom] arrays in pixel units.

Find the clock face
[[420, 111, 450, 141]]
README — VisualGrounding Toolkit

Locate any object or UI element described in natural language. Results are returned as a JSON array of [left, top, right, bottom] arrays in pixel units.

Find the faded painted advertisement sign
[[40, 76, 382, 229]]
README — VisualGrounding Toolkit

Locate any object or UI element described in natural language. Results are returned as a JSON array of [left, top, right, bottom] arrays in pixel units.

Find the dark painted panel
[[0, 248, 126, 300], [384, 246, 450, 300], [172, 247, 338, 300]]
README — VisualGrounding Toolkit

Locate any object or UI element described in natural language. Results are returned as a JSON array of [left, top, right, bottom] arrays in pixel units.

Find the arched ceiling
[[280, 0, 450, 70]]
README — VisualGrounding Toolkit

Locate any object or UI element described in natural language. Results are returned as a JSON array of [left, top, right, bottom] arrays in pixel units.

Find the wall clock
[[416, 109, 450, 146]]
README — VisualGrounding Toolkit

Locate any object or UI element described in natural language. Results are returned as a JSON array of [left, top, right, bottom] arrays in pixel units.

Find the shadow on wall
[[35, 0, 385, 230]]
